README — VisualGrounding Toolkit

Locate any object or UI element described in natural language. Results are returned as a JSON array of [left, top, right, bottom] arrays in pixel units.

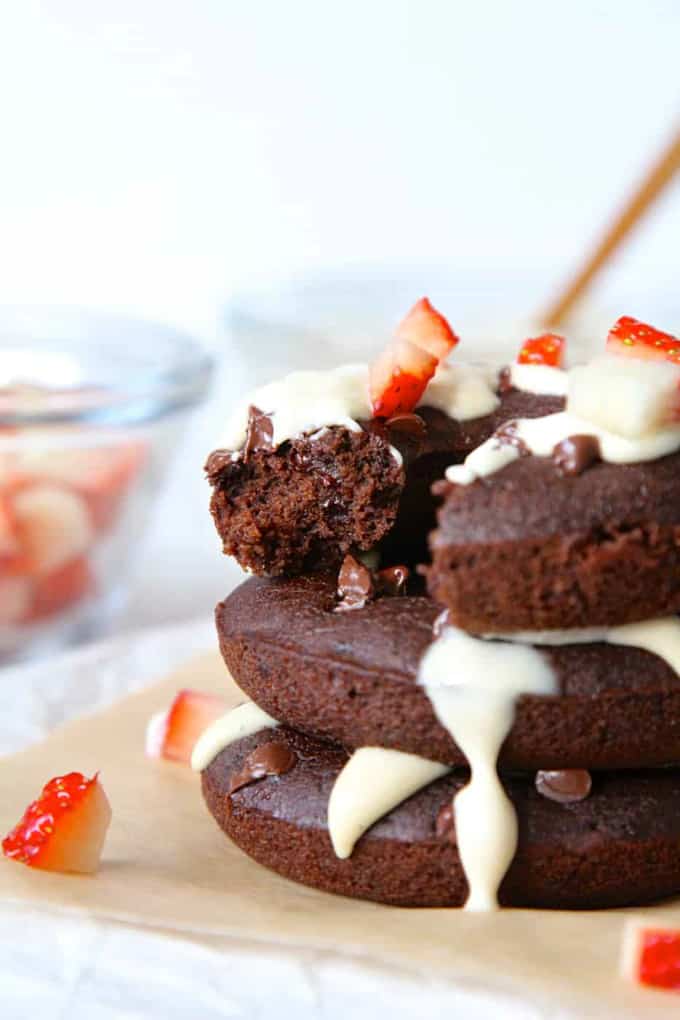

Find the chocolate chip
[[535, 769, 592, 804], [495, 420, 530, 455], [204, 448, 233, 482], [386, 412, 426, 462], [377, 565, 409, 596], [387, 412, 426, 437], [435, 801, 455, 840], [552, 435, 601, 476], [334, 554, 375, 612], [243, 405, 274, 461], [229, 741, 297, 794]]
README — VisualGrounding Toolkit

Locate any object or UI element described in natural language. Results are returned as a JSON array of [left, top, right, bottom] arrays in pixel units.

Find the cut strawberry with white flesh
[[0, 575, 33, 625], [146, 689, 228, 765], [607, 316, 680, 365], [2, 772, 111, 874], [517, 333, 566, 368], [12, 484, 94, 575], [621, 919, 680, 991], [568, 355, 680, 439], [395, 297, 459, 362], [15, 441, 146, 532], [370, 298, 458, 417], [369, 339, 438, 418]]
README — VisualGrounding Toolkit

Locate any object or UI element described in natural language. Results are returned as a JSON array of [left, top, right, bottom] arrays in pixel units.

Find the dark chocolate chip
[[495, 420, 530, 455], [243, 405, 274, 461], [334, 554, 375, 612], [535, 769, 592, 804], [204, 448, 233, 482], [386, 412, 426, 462], [552, 434, 601, 476], [229, 740, 297, 794]]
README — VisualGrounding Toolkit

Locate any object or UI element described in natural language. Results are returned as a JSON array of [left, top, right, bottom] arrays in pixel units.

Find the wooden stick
[[539, 126, 680, 328]]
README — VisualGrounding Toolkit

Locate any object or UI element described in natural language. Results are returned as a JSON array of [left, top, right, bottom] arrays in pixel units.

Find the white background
[[0, 0, 679, 631], [1, 1, 678, 336]]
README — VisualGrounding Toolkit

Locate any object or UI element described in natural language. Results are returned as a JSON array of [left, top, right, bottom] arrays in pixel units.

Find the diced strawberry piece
[[27, 556, 93, 621], [607, 316, 680, 365], [396, 297, 459, 362], [2, 772, 111, 874], [15, 441, 146, 532], [621, 920, 680, 991], [146, 689, 228, 765], [370, 298, 458, 416], [517, 333, 566, 368], [0, 575, 33, 625], [370, 338, 438, 418], [12, 484, 93, 575]]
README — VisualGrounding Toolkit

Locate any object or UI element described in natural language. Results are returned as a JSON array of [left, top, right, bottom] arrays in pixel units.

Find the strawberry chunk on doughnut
[[607, 316, 680, 365], [370, 298, 459, 417], [517, 333, 566, 368], [2, 772, 111, 874]]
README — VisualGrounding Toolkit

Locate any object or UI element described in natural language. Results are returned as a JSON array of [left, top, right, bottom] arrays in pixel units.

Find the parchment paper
[[0, 652, 677, 1018]]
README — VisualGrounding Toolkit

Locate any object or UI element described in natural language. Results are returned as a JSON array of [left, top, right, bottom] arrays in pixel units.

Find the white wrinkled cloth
[[0, 623, 560, 1019]]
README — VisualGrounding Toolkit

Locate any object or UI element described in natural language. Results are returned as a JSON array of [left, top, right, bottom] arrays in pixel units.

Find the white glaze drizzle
[[190, 702, 280, 771], [446, 410, 680, 485], [509, 362, 568, 397], [327, 747, 450, 858], [418, 626, 557, 911], [219, 361, 501, 453], [486, 616, 680, 675]]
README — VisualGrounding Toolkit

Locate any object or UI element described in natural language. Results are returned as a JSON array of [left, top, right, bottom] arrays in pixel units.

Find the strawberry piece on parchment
[[620, 919, 680, 992], [146, 689, 228, 765], [2, 772, 111, 874]]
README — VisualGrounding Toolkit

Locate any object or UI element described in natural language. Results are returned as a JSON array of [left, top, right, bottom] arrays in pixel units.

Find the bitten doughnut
[[196, 306, 680, 915]]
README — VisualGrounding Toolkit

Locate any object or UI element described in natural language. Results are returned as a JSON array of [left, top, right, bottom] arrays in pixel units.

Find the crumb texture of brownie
[[208, 425, 405, 576], [428, 450, 680, 631], [203, 727, 680, 909]]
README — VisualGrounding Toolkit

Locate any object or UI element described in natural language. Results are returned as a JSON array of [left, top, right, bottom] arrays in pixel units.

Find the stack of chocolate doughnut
[[194, 304, 680, 911]]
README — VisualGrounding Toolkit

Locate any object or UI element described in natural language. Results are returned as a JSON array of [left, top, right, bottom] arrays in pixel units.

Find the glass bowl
[[0, 307, 213, 663]]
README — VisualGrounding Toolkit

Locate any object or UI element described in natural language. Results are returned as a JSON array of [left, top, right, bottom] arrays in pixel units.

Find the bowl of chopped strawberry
[[0, 307, 213, 662]]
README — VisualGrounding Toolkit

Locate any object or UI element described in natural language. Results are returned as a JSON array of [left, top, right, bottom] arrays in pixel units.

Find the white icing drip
[[606, 617, 680, 674], [219, 360, 500, 454], [190, 702, 279, 771], [446, 410, 680, 486], [484, 614, 680, 676], [509, 362, 568, 397], [327, 748, 449, 859], [418, 627, 557, 911]]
